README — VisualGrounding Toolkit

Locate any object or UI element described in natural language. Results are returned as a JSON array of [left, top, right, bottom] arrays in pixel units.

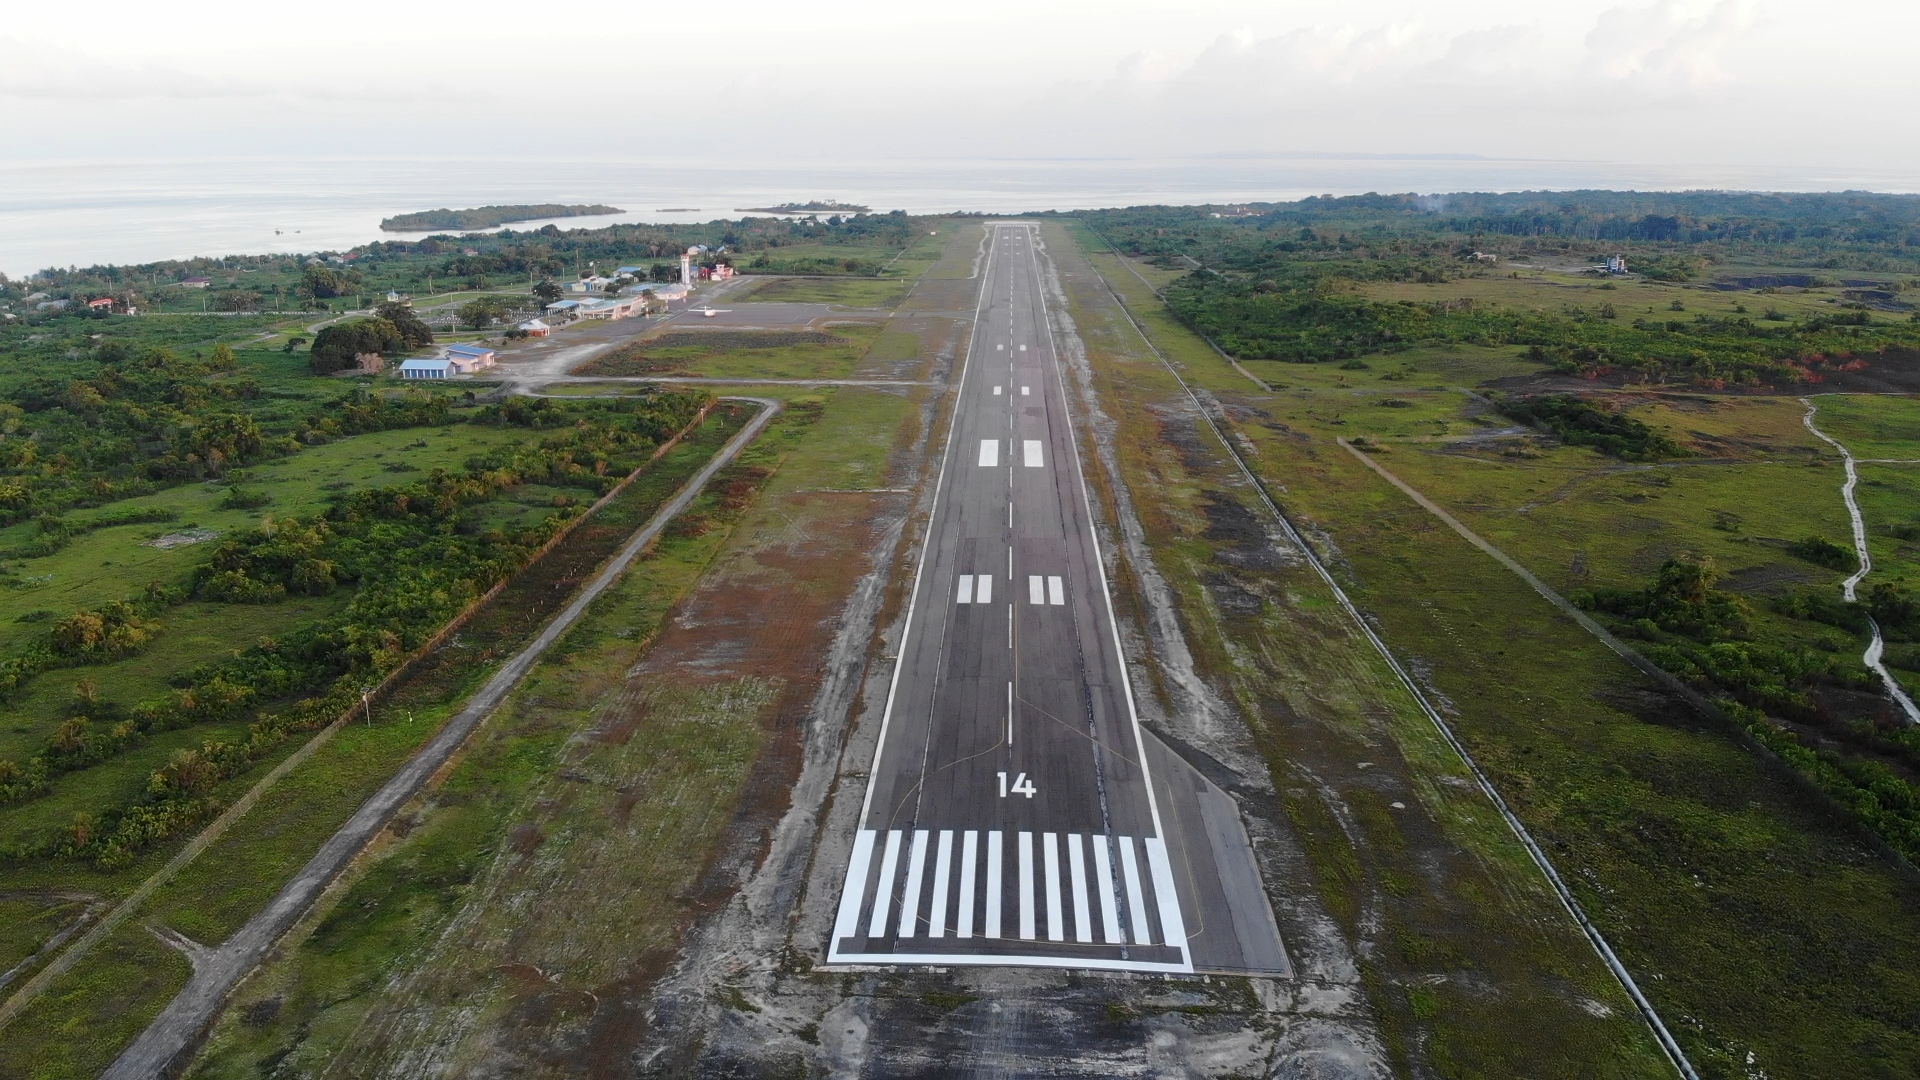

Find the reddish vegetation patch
[[570, 484, 899, 1068]]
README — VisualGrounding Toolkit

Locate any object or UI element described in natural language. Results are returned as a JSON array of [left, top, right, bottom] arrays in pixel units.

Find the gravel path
[[1800, 397, 1920, 724]]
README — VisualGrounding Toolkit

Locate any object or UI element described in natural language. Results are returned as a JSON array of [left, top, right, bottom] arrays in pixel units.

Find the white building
[[398, 358, 456, 379]]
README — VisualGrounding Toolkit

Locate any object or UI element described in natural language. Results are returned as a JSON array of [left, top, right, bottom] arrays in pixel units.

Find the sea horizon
[[8, 153, 1920, 279]]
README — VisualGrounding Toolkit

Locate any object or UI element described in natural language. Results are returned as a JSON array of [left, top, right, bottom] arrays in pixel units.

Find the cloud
[[1579, 0, 1755, 98], [0, 36, 262, 99]]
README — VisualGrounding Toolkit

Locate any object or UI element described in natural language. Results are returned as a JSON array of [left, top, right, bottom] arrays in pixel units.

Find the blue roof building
[[398, 358, 456, 380]]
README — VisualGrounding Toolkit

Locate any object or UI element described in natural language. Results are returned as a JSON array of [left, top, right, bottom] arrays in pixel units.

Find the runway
[[827, 224, 1288, 975]]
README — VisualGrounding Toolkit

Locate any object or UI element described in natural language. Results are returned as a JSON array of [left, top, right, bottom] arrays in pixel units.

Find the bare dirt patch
[[144, 529, 219, 549]]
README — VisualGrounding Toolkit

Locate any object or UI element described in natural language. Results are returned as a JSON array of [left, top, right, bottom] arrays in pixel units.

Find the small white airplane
[[694, 306, 732, 318]]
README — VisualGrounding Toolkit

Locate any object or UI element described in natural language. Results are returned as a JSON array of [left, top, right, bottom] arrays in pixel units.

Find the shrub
[[1788, 535, 1855, 570]]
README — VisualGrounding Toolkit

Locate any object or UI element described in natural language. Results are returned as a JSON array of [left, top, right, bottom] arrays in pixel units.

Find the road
[[827, 224, 1287, 975]]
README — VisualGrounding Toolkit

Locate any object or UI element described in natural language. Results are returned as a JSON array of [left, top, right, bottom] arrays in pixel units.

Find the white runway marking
[[996, 344, 1004, 351], [1020, 344, 1028, 351], [1028, 575, 1044, 605], [1023, 440, 1043, 468], [929, 830, 953, 938], [1068, 833, 1093, 943], [899, 829, 929, 936], [975, 573, 991, 603], [1043, 832, 1064, 942], [1091, 838, 1122, 943], [1021, 386, 1030, 396], [1119, 837, 1150, 945], [1146, 838, 1188, 949], [978, 439, 999, 467], [958, 830, 979, 938], [1047, 575, 1065, 606], [871, 830, 903, 937], [833, 830, 876, 944], [985, 831, 1003, 938], [1018, 831, 1036, 940], [993, 385, 1002, 395], [957, 575, 974, 604]]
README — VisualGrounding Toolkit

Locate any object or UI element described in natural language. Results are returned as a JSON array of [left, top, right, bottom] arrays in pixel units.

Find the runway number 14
[[998, 771, 1036, 798]]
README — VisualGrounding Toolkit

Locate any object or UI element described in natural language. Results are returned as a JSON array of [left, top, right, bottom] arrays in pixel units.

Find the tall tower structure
[[681, 248, 695, 286]]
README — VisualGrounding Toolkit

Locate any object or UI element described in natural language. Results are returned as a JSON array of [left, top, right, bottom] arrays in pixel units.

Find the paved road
[[828, 224, 1286, 975]]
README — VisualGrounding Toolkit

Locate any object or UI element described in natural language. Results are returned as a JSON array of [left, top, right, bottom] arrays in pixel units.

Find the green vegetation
[[1498, 394, 1685, 459], [735, 200, 871, 214], [1065, 214, 1920, 1078], [378, 204, 623, 231], [1075, 195, 1920, 389], [0, 389, 709, 871], [0, 401, 751, 1080], [183, 387, 898, 1076], [575, 325, 883, 381], [5, 213, 925, 320]]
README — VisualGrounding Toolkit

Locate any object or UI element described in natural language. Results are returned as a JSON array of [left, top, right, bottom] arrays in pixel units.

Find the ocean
[[6, 155, 1919, 278]]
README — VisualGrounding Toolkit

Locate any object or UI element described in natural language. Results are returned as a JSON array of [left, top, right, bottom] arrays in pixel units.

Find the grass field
[[185, 385, 915, 1076], [738, 276, 910, 307], [0, 404, 753, 1079], [1052, 222, 1672, 1077], [574, 323, 885, 381], [1067, 220, 1920, 1079]]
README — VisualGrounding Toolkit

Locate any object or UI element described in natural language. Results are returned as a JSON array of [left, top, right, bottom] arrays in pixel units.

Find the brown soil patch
[[564, 483, 898, 1070], [1482, 349, 1920, 397]]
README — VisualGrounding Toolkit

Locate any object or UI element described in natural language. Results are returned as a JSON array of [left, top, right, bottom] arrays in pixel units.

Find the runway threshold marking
[[829, 826, 1193, 970]]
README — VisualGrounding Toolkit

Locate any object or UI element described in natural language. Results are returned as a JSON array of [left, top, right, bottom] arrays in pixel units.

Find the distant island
[[379, 204, 624, 231], [736, 200, 872, 214]]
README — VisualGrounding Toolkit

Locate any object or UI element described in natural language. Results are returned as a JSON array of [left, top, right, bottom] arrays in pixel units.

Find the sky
[[3, 0, 1917, 175]]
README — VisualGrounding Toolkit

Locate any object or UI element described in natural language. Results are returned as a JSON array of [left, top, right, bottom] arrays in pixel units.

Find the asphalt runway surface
[[828, 224, 1288, 975]]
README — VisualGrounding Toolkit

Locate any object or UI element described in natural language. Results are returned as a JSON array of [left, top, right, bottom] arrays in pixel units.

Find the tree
[[532, 279, 563, 304], [283, 336, 308, 354], [373, 302, 435, 348], [309, 318, 404, 375], [458, 298, 508, 330], [300, 265, 360, 299]]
